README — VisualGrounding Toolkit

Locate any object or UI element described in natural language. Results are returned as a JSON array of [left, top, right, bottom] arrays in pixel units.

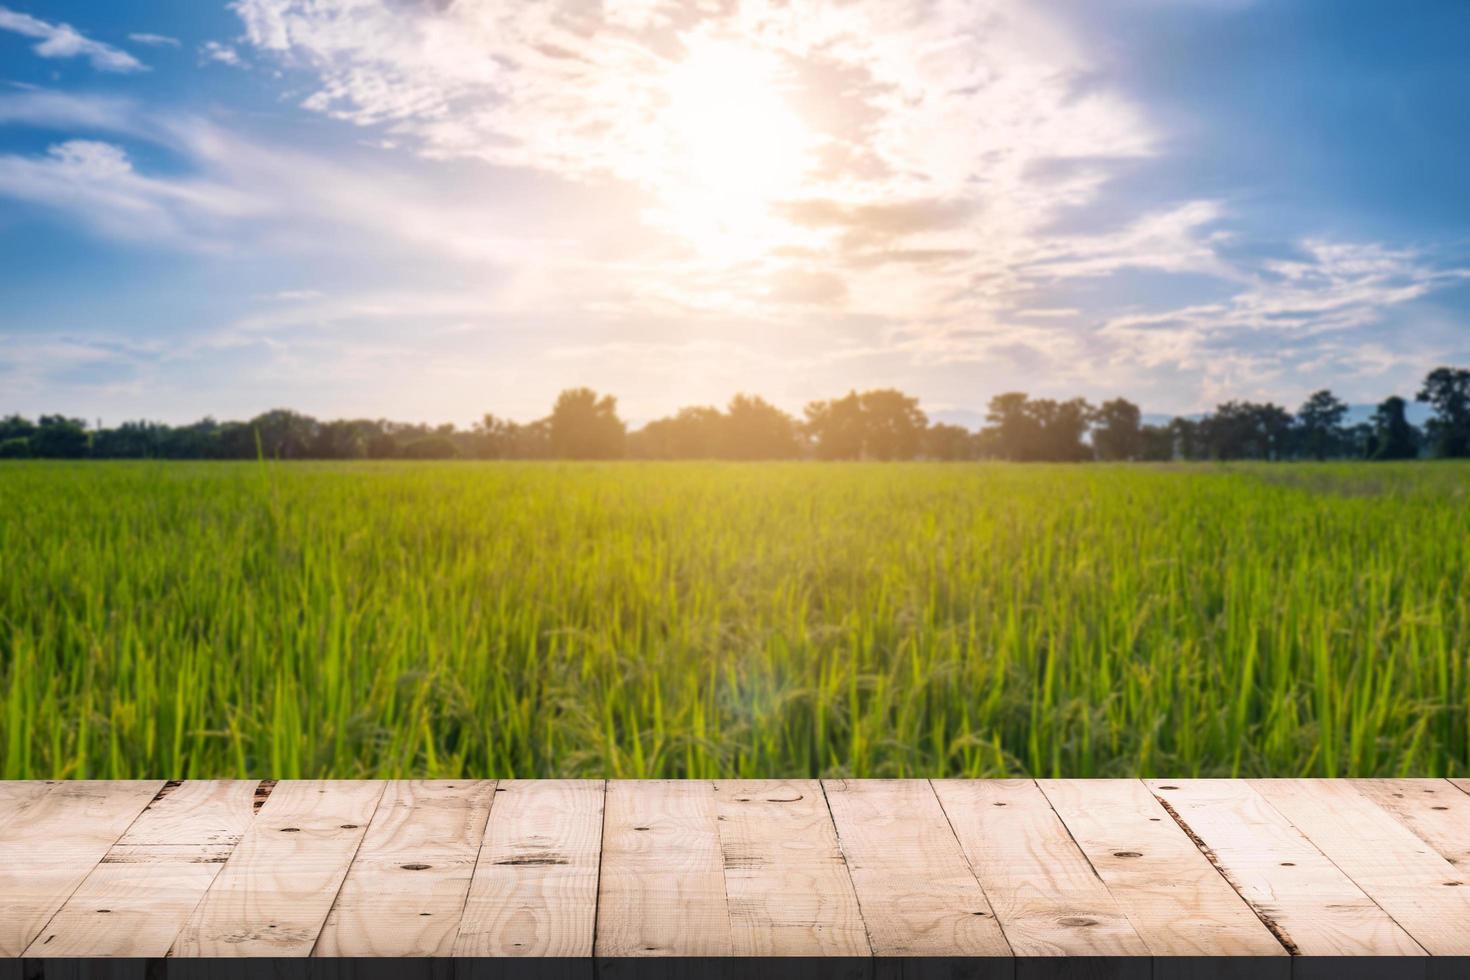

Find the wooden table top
[[2, 779, 1468, 964]]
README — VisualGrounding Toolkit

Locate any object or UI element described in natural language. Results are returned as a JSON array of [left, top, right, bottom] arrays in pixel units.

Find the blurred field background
[[1, 460, 1466, 779]]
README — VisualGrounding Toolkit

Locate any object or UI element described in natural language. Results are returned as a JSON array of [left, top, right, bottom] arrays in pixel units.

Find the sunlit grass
[[1, 460, 1467, 778]]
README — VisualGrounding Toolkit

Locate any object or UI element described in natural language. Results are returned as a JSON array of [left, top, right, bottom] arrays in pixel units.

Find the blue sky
[[2, 0, 1468, 426]]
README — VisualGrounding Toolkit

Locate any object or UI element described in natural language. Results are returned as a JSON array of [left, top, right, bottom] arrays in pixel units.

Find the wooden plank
[[932, 778, 1147, 957], [1452, 778, 1470, 797], [712, 779, 869, 956], [0, 782, 55, 834], [117, 779, 259, 845], [823, 779, 1010, 956], [169, 779, 385, 956], [594, 779, 730, 957], [453, 779, 603, 957], [1251, 778, 1470, 955], [26, 780, 259, 957], [1149, 779, 1423, 956], [1353, 778, 1470, 870], [0, 780, 164, 957], [1037, 779, 1285, 957], [313, 779, 497, 956]]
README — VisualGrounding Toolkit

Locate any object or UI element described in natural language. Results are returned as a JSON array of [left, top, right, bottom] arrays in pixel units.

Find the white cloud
[[199, 41, 246, 68], [1020, 200, 1237, 282], [0, 89, 139, 133], [128, 32, 180, 48], [230, 0, 1158, 317], [0, 139, 259, 247], [1093, 240, 1470, 407], [0, 99, 582, 265], [0, 6, 144, 72]]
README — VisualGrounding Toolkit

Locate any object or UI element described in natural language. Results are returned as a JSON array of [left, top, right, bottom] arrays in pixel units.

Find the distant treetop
[[3, 367, 1468, 463]]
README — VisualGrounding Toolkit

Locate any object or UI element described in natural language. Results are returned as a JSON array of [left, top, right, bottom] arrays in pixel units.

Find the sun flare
[[653, 40, 814, 258]]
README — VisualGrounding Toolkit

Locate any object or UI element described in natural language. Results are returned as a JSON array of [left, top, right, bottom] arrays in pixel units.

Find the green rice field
[[2, 460, 1467, 779]]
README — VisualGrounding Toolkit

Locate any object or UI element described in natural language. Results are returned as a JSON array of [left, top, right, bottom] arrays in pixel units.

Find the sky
[[1, 0, 1468, 427]]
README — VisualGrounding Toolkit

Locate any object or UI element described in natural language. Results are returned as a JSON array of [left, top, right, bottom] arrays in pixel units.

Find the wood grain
[[0, 782, 56, 834], [1353, 778, 1470, 870], [169, 780, 385, 956], [933, 778, 1147, 956], [0, 780, 164, 957], [594, 780, 730, 957], [26, 780, 258, 957], [2, 778, 1465, 961], [713, 778, 869, 956], [1038, 779, 1285, 957], [823, 779, 1010, 956], [1149, 778, 1423, 956], [314, 779, 497, 956], [117, 779, 258, 846], [1252, 778, 1470, 955], [453, 779, 603, 957]]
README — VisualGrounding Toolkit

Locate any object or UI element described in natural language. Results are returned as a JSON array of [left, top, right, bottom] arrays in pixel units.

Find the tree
[[1256, 403, 1294, 460], [1030, 398, 1093, 461], [1342, 421, 1376, 459], [1139, 424, 1174, 461], [162, 418, 224, 459], [981, 393, 1092, 461], [722, 394, 800, 459], [93, 420, 169, 458], [399, 435, 459, 459], [1169, 417, 1203, 460], [983, 392, 1040, 461], [1295, 389, 1349, 460], [247, 409, 319, 459], [1092, 398, 1143, 461], [31, 416, 90, 458], [0, 414, 36, 457], [1417, 366, 1470, 458], [1199, 402, 1291, 460], [803, 391, 866, 460], [923, 423, 974, 460], [857, 389, 927, 460], [548, 388, 625, 459], [1368, 396, 1419, 460], [0, 414, 36, 442], [628, 406, 721, 459], [472, 415, 552, 459], [311, 419, 384, 460]]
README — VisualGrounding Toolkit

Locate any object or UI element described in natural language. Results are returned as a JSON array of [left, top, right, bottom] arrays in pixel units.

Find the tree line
[[3, 366, 1468, 462]]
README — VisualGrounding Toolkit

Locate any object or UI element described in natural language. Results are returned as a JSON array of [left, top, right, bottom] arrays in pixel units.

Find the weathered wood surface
[[824, 779, 1010, 956], [170, 780, 385, 956], [1148, 779, 1425, 957], [454, 779, 601, 957], [2, 778, 1469, 961], [1250, 779, 1470, 956], [316, 779, 497, 956], [26, 779, 257, 957], [1037, 778, 1285, 958], [0, 780, 164, 957], [933, 778, 1148, 957]]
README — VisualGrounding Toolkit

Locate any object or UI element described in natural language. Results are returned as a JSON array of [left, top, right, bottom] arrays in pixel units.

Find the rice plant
[[1, 460, 1466, 778]]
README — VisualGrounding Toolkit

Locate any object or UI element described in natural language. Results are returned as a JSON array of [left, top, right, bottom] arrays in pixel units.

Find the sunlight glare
[[655, 40, 813, 259]]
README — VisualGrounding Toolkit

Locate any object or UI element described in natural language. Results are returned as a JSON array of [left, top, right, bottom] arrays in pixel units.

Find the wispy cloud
[[128, 32, 180, 48], [0, 138, 258, 248], [199, 41, 246, 69], [0, 6, 144, 73]]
